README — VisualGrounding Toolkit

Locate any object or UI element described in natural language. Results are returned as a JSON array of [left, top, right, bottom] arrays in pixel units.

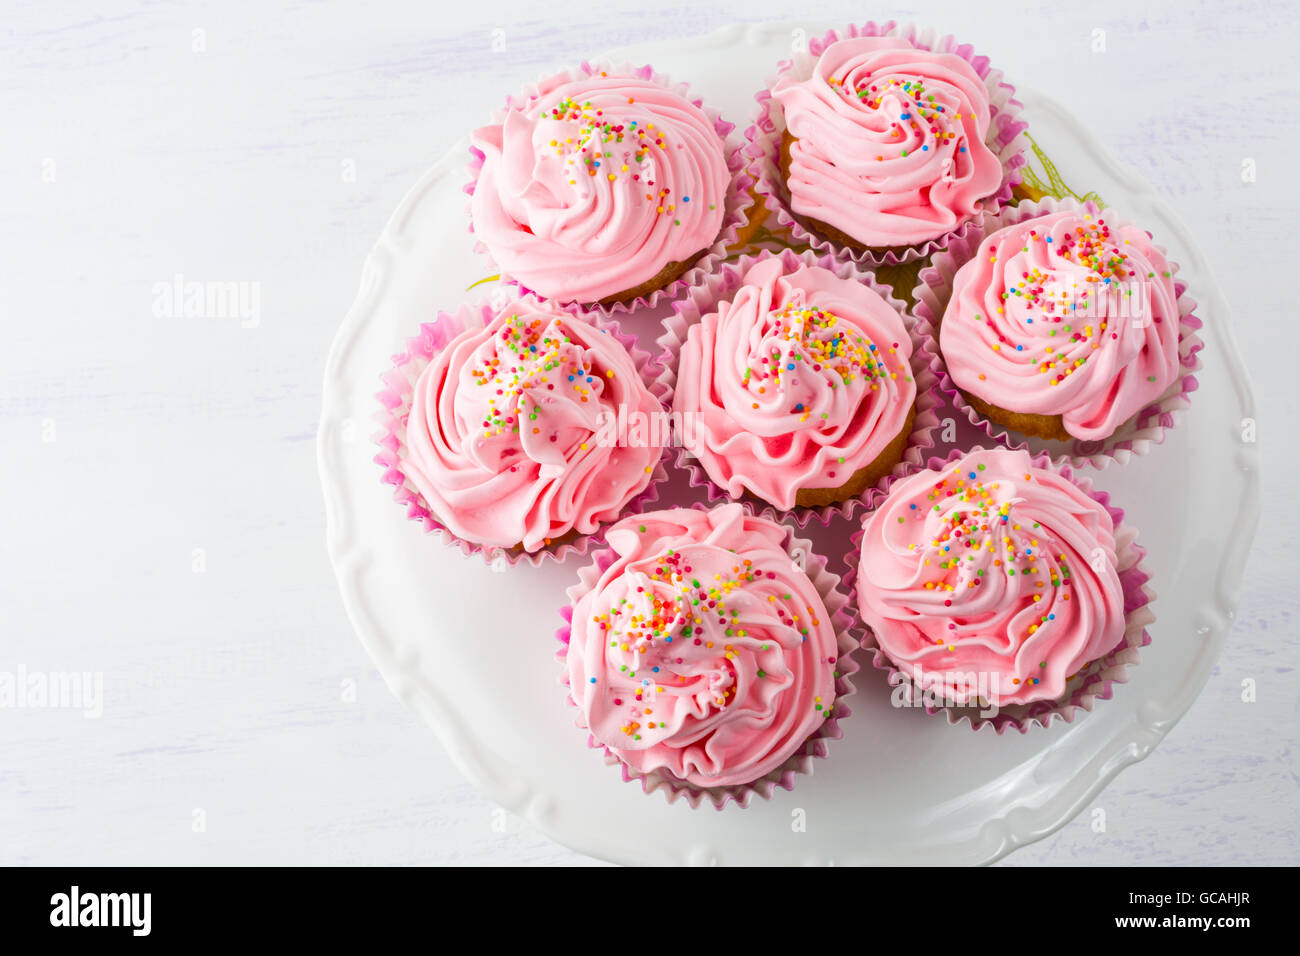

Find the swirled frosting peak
[[673, 257, 916, 508], [470, 69, 730, 303], [856, 448, 1126, 708], [566, 504, 841, 789], [403, 299, 662, 551], [772, 36, 1004, 247], [939, 207, 1183, 440]]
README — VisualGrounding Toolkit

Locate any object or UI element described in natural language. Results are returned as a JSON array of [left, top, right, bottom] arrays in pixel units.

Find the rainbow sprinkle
[[741, 303, 911, 423], [827, 71, 970, 164], [472, 314, 607, 445], [979, 217, 1159, 386], [592, 548, 825, 734], [897, 467, 1077, 683], [542, 94, 682, 224]]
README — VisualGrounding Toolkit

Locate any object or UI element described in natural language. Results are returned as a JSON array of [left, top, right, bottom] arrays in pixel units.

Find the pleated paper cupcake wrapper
[[652, 247, 943, 530], [465, 60, 754, 318], [555, 502, 861, 809], [743, 21, 1030, 269], [912, 195, 1205, 470], [373, 293, 670, 568], [843, 447, 1154, 734]]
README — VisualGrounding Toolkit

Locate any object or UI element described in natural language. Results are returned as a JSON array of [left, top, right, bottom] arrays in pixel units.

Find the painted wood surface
[[1, 0, 1295, 865]]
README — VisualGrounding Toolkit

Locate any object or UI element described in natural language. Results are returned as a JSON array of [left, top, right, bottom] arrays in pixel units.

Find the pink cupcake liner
[[555, 501, 861, 808], [373, 291, 670, 568], [465, 60, 754, 318], [652, 247, 943, 531], [843, 446, 1154, 734], [912, 195, 1205, 469], [744, 21, 1030, 269]]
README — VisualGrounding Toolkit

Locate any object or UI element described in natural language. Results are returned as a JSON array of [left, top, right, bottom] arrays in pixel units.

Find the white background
[[1, 0, 1296, 865]]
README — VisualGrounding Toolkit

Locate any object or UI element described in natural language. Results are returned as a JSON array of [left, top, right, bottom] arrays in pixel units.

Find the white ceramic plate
[[318, 23, 1261, 865]]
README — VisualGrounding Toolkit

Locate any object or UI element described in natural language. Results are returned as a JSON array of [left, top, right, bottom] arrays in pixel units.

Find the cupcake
[[750, 23, 1027, 265], [468, 63, 743, 310], [852, 447, 1152, 731], [661, 250, 931, 511], [559, 503, 856, 807], [929, 200, 1193, 446], [374, 293, 664, 562]]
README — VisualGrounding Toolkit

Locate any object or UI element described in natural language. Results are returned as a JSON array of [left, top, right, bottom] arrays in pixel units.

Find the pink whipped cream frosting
[[856, 448, 1125, 708], [939, 208, 1182, 441], [672, 257, 916, 509], [566, 504, 841, 789], [470, 69, 730, 303], [771, 36, 1003, 248], [402, 300, 662, 552]]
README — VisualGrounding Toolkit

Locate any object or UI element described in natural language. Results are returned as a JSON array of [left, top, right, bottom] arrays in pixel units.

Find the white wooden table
[[1, 0, 1295, 865]]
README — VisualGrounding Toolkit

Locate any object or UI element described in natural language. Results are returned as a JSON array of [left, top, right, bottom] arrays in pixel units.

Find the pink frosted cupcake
[[560, 503, 857, 807], [374, 294, 665, 563], [920, 198, 1202, 458], [749, 23, 1027, 265], [660, 251, 934, 512], [468, 63, 743, 311], [852, 447, 1152, 732]]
